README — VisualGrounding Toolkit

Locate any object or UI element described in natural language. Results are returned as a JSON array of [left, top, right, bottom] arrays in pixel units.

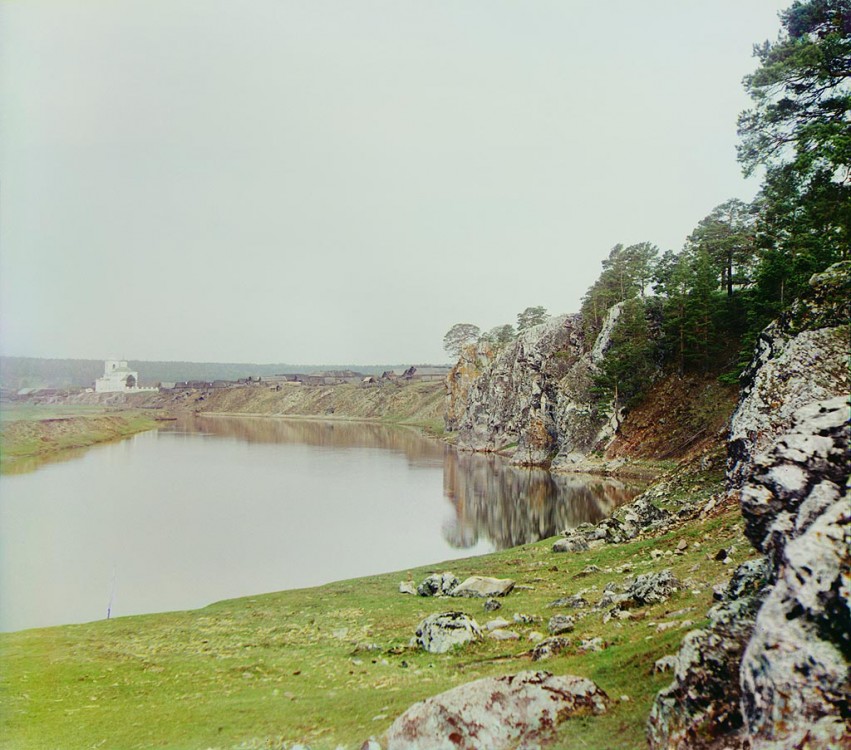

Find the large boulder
[[414, 612, 482, 654], [384, 671, 608, 750], [449, 575, 515, 598]]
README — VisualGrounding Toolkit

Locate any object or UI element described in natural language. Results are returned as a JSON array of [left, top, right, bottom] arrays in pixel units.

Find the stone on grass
[[385, 671, 607, 750], [483, 598, 502, 612], [530, 636, 571, 661], [450, 576, 515, 598], [547, 614, 575, 635], [485, 618, 511, 631], [416, 572, 459, 597], [488, 629, 520, 641], [552, 534, 589, 553], [626, 569, 680, 606], [415, 612, 482, 654], [398, 581, 416, 595]]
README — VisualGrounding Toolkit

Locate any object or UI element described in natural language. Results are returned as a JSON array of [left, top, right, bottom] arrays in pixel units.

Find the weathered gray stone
[[416, 572, 459, 597], [414, 612, 482, 654], [530, 636, 571, 661], [398, 581, 416, 595], [552, 534, 589, 553], [384, 671, 607, 750], [547, 614, 575, 635], [727, 262, 849, 489], [647, 584, 770, 749], [739, 396, 848, 560], [449, 575, 515, 598], [488, 629, 520, 641], [548, 594, 589, 609], [483, 598, 502, 612], [626, 569, 680, 606]]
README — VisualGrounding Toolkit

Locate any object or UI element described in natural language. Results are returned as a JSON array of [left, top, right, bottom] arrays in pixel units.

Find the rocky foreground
[[369, 263, 851, 749]]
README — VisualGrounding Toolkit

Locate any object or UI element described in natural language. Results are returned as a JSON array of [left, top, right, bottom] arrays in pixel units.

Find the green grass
[[0, 409, 162, 474], [0, 477, 752, 750]]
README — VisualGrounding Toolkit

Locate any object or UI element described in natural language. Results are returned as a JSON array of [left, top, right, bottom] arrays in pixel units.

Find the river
[[0, 416, 642, 631]]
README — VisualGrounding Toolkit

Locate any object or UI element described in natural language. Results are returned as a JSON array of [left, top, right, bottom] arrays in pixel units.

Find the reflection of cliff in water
[[167, 416, 642, 551], [442, 451, 643, 550], [167, 416, 447, 467]]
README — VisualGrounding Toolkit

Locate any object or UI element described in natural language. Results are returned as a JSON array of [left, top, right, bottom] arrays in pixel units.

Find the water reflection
[[443, 451, 640, 550], [179, 417, 642, 551], [174, 416, 445, 467]]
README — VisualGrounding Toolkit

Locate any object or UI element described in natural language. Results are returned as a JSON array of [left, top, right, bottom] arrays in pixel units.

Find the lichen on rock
[[384, 670, 608, 750]]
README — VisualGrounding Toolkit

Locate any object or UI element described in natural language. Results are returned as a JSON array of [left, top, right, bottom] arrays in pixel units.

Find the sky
[[0, 0, 790, 365]]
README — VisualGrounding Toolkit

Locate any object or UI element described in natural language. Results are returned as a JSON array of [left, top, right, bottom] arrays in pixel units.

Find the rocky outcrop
[[385, 671, 608, 750], [447, 315, 586, 464], [649, 262, 851, 750], [738, 397, 849, 749], [728, 261, 849, 488], [414, 612, 483, 654], [647, 558, 772, 750]]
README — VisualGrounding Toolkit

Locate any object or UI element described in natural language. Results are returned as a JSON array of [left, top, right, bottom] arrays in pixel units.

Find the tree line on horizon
[[445, 0, 850, 414]]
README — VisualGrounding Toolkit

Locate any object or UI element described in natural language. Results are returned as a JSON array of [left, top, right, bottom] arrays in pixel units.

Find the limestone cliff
[[446, 309, 621, 468]]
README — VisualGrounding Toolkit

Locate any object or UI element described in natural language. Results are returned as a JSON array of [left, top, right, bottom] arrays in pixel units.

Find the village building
[[94, 359, 155, 393]]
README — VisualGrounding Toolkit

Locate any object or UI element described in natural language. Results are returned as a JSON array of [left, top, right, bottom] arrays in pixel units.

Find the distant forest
[[0, 358, 440, 390]]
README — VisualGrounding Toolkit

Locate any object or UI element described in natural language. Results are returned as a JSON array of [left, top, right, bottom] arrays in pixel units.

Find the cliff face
[[446, 309, 620, 467], [648, 262, 850, 750]]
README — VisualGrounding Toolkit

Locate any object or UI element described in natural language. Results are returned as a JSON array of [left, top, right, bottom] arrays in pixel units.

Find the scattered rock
[[553, 532, 589, 553], [512, 613, 542, 625], [398, 581, 416, 595], [414, 612, 482, 654], [449, 576, 515, 598], [416, 572, 459, 597], [488, 629, 520, 641], [485, 618, 511, 631], [626, 569, 680, 606], [384, 671, 608, 750], [675, 539, 688, 554], [530, 637, 571, 661], [547, 614, 575, 635], [527, 631, 544, 643], [483, 598, 502, 612], [548, 594, 588, 609], [578, 637, 605, 653]]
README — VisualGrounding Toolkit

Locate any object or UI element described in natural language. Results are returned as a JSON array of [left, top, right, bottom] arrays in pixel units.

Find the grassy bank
[[0, 406, 163, 474], [0, 470, 752, 750], [176, 380, 447, 432]]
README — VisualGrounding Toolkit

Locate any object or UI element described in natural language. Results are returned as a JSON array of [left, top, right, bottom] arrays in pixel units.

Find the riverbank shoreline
[[0, 407, 164, 474]]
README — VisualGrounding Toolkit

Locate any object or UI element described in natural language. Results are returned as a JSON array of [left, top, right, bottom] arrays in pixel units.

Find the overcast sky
[[0, 1, 789, 365]]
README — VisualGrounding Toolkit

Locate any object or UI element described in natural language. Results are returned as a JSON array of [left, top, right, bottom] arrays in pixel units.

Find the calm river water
[[0, 417, 642, 631]]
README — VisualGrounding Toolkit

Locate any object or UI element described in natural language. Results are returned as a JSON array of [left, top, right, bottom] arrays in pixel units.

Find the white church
[[94, 359, 155, 393]]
